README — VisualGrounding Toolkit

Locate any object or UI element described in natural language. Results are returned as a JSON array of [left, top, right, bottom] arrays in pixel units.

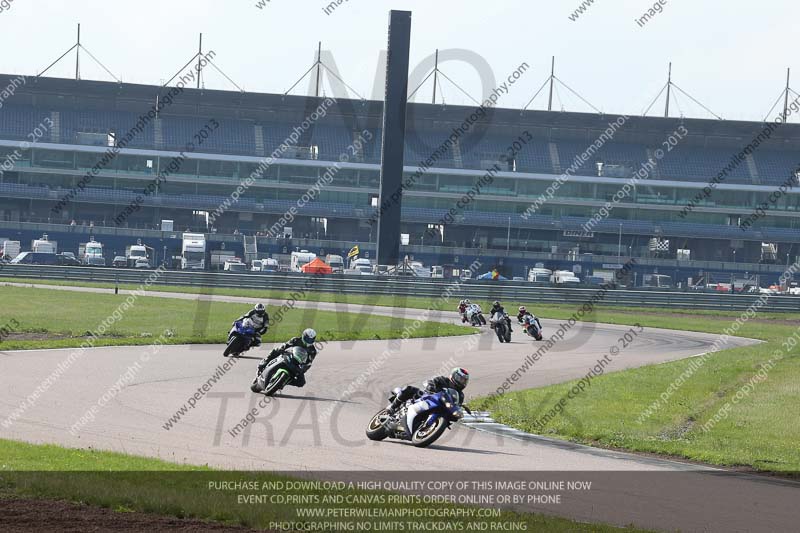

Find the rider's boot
[[386, 396, 404, 415]]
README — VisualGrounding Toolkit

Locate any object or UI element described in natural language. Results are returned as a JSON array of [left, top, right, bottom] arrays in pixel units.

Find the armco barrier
[[1, 264, 799, 312]]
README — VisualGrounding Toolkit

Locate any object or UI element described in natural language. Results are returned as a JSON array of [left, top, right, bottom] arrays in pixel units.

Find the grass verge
[[0, 439, 642, 532], [471, 306, 800, 475], [0, 285, 472, 350]]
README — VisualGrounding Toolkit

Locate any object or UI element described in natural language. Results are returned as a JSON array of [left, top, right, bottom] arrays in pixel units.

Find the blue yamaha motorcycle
[[365, 387, 468, 448], [223, 318, 256, 358]]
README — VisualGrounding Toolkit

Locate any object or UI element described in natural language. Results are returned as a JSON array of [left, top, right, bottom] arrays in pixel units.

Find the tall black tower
[[376, 10, 412, 266]]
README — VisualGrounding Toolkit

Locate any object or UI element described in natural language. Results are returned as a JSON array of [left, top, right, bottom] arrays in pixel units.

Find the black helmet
[[254, 303, 266, 316], [493, 301, 501, 307]]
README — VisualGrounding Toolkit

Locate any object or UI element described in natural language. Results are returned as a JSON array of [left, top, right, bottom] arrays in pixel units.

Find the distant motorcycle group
[[458, 300, 543, 342], [221, 302, 472, 448]]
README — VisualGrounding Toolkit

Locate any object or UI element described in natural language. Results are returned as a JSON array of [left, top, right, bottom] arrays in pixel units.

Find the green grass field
[[3, 277, 799, 474], [471, 306, 800, 475], [0, 439, 642, 532], [0, 285, 473, 350]]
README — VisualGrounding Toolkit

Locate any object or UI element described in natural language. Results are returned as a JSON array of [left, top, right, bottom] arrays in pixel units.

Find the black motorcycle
[[250, 346, 308, 396]]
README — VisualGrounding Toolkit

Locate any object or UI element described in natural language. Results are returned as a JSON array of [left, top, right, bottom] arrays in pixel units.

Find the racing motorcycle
[[490, 311, 512, 343], [465, 303, 487, 327], [521, 316, 543, 341], [223, 318, 256, 357], [250, 346, 308, 396], [365, 387, 469, 448]]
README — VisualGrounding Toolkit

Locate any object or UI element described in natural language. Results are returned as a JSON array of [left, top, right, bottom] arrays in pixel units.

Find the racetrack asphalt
[[1, 282, 796, 532]]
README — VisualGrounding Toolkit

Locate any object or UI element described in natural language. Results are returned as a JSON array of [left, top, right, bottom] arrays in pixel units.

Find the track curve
[[1, 283, 796, 532]]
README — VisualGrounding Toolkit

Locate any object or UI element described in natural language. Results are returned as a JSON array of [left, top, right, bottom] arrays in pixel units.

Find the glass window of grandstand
[[76, 150, 109, 172], [0, 146, 31, 177], [158, 155, 196, 177], [415, 173, 437, 191], [328, 168, 358, 187], [485, 177, 515, 196], [240, 161, 278, 182], [117, 154, 155, 175], [32, 149, 74, 170], [198, 159, 237, 179], [597, 183, 637, 202], [635, 186, 672, 205], [713, 190, 756, 209], [438, 175, 474, 193], [360, 171, 379, 187], [276, 164, 323, 185], [517, 180, 549, 197], [555, 181, 589, 201]]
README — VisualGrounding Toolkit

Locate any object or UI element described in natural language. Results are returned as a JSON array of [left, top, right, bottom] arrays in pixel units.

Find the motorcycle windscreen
[[290, 346, 310, 365]]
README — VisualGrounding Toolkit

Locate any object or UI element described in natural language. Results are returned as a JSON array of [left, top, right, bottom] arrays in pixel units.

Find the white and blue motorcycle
[[365, 387, 469, 448]]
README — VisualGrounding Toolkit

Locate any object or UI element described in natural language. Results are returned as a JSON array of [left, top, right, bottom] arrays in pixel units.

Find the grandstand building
[[0, 73, 798, 282]]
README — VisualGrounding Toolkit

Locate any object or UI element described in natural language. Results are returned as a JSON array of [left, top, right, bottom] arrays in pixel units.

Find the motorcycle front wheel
[[223, 336, 246, 357], [365, 409, 390, 441], [411, 417, 448, 448], [264, 369, 290, 396]]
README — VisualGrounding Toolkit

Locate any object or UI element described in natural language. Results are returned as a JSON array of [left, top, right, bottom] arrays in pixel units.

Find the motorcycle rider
[[255, 328, 318, 388], [235, 303, 269, 347], [387, 367, 470, 414], [458, 299, 470, 323], [489, 300, 513, 332], [518, 306, 542, 335]]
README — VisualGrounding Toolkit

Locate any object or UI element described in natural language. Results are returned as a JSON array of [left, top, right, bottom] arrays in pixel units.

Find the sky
[[0, 0, 798, 123]]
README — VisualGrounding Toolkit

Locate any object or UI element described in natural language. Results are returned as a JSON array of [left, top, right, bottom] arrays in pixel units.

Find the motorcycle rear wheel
[[365, 409, 390, 441], [411, 417, 448, 448]]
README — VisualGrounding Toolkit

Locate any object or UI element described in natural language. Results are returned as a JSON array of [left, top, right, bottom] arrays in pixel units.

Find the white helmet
[[301, 328, 317, 347], [450, 367, 470, 390]]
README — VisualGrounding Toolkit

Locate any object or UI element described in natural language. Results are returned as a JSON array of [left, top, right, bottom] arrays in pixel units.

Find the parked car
[[134, 258, 151, 269], [56, 252, 81, 266], [112, 256, 128, 268]]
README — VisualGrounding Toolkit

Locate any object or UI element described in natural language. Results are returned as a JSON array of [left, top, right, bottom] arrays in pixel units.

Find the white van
[[551, 270, 581, 285]]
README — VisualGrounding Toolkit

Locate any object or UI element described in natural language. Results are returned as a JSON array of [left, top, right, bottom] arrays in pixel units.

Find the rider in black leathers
[[256, 328, 318, 388], [236, 303, 269, 347], [489, 300, 513, 332], [387, 368, 470, 414]]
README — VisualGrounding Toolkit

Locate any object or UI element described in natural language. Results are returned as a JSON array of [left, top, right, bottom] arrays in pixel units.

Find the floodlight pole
[[315, 42, 322, 97], [432, 49, 439, 104], [75, 24, 81, 80], [547, 56, 555, 112], [197, 33, 203, 89], [783, 68, 791, 122], [664, 62, 672, 118]]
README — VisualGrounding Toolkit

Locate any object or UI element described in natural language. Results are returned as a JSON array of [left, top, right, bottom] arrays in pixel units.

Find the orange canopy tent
[[301, 257, 333, 274]]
